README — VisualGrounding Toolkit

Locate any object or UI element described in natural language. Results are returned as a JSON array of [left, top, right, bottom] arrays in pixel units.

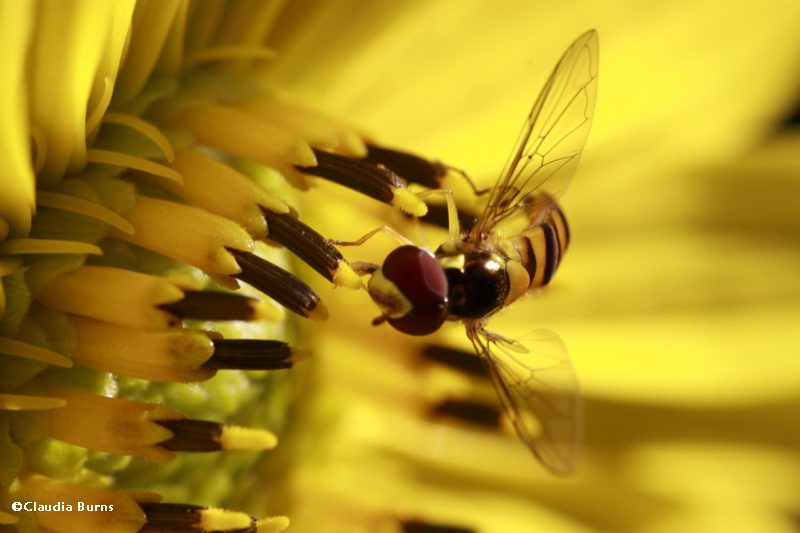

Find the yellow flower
[[2, 1, 800, 533], [271, 1, 800, 532]]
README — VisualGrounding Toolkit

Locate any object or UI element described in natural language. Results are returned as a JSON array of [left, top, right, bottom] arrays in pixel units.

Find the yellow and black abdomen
[[512, 194, 570, 289]]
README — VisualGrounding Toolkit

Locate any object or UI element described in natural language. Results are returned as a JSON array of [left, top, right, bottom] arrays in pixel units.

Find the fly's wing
[[468, 327, 582, 475], [470, 30, 598, 241]]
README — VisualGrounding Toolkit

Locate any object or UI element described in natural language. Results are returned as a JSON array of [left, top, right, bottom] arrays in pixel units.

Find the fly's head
[[367, 245, 449, 336]]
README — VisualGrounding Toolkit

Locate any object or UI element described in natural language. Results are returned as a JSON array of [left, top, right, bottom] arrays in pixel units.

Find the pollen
[[392, 186, 428, 216], [257, 516, 291, 532]]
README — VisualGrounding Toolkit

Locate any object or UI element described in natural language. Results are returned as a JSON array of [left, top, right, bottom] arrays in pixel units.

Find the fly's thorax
[[437, 247, 510, 320]]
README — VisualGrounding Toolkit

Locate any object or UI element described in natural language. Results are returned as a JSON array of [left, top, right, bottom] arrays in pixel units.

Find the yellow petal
[[0, 0, 34, 236]]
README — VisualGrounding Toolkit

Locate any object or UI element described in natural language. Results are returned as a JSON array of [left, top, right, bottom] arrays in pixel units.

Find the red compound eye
[[381, 245, 448, 336]]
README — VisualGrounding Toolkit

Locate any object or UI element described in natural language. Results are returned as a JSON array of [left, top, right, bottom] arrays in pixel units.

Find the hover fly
[[342, 31, 598, 475]]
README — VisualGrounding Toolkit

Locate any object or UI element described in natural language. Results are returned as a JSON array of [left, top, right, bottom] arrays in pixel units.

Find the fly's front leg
[[328, 225, 414, 248], [416, 188, 460, 243], [445, 165, 491, 197], [365, 144, 489, 197], [328, 225, 415, 281]]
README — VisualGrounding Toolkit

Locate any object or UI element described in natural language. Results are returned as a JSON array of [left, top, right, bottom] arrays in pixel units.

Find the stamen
[[101, 111, 176, 162], [139, 503, 255, 533], [49, 389, 277, 462], [0, 257, 21, 276], [420, 344, 490, 379], [184, 45, 276, 66], [161, 290, 284, 322], [48, 389, 178, 462], [38, 266, 191, 330], [237, 98, 367, 157], [86, 148, 183, 183], [229, 249, 328, 320], [164, 148, 289, 240], [29, 125, 48, 175], [429, 398, 502, 429], [297, 149, 427, 216], [85, 76, 113, 138], [173, 103, 316, 187], [0, 393, 66, 411], [0, 257, 18, 316], [69, 316, 216, 382], [20, 472, 147, 532], [261, 209, 360, 289], [157, 419, 278, 452], [36, 191, 135, 234], [365, 144, 448, 189], [0, 335, 72, 367], [400, 519, 476, 533], [204, 339, 310, 370], [111, 196, 255, 287], [256, 516, 291, 533], [0, 238, 102, 256]]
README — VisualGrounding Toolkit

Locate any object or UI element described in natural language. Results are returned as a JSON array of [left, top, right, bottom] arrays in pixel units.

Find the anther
[[139, 502, 256, 533], [429, 398, 503, 429], [420, 344, 490, 379], [400, 518, 476, 533], [261, 209, 360, 289], [229, 249, 328, 320], [156, 419, 278, 452], [364, 144, 448, 189], [204, 339, 310, 371], [160, 290, 280, 322], [296, 149, 426, 215]]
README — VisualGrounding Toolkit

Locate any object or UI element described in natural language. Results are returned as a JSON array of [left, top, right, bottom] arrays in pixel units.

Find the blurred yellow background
[[262, 1, 800, 531]]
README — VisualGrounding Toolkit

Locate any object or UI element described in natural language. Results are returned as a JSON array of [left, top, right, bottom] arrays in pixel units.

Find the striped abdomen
[[511, 193, 570, 289]]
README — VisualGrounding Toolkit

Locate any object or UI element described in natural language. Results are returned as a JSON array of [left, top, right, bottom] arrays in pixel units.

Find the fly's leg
[[329, 225, 414, 248], [416, 188, 460, 242], [329, 225, 414, 278], [446, 165, 491, 197]]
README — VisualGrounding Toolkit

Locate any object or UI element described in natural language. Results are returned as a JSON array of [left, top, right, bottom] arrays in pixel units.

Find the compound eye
[[381, 245, 448, 336]]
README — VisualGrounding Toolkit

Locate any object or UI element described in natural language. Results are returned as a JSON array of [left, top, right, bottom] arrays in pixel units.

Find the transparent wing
[[467, 326, 582, 475], [471, 30, 598, 241]]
